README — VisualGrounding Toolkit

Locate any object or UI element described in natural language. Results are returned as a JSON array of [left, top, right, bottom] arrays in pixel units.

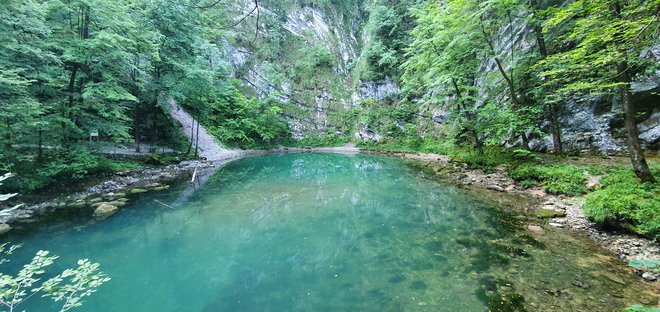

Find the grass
[[583, 165, 660, 240]]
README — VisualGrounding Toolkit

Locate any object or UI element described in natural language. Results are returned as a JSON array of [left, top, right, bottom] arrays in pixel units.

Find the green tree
[[540, 0, 658, 182], [0, 244, 110, 312]]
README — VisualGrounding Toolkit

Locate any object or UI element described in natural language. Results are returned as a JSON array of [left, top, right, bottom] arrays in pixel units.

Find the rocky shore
[[0, 146, 359, 228], [363, 149, 660, 283], [0, 160, 217, 226]]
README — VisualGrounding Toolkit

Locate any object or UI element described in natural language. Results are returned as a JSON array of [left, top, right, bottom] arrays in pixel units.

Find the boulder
[[0, 223, 11, 235], [527, 225, 544, 234], [69, 200, 87, 208], [93, 203, 118, 220]]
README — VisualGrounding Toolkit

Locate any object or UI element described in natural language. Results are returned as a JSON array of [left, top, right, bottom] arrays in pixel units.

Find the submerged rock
[[537, 208, 567, 218], [527, 225, 544, 234], [130, 188, 148, 194], [94, 203, 119, 220], [641, 272, 657, 282], [152, 185, 170, 191], [0, 223, 11, 235], [108, 200, 128, 207], [69, 199, 87, 208]]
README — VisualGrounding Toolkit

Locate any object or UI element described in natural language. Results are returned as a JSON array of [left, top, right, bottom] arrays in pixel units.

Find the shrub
[[512, 149, 541, 162], [584, 169, 660, 240], [625, 305, 660, 312], [509, 164, 586, 196]]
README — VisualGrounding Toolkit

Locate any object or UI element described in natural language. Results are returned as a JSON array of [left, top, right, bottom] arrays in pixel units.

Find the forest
[[1, 0, 658, 231], [1, 0, 660, 311]]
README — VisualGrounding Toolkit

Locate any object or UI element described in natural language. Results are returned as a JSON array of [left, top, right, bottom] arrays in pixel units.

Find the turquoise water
[[2, 153, 657, 311]]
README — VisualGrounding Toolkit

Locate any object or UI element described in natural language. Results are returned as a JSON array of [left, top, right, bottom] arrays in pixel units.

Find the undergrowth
[[509, 163, 587, 196], [583, 166, 660, 240]]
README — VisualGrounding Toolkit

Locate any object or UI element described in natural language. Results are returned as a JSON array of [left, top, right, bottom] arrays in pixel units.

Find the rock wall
[[220, 1, 659, 153], [221, 1, 363, 137]]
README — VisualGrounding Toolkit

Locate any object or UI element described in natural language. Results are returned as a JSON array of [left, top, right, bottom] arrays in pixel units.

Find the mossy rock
[[107, 201, 128, 207], [93, 203, 119, 220], [0, 223, 12, 235], [537, 209, 566, 218], [152, 185, 170, 191], [69, 200, 87, 208], [130, 188, 149, 194], [90, 202, 106, 208], [103, 192, 127, 200]]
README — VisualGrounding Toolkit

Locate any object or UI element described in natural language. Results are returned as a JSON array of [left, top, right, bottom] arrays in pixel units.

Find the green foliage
[[285, 133, 349, 148], [191, 86, 290, 149], [509, 164, 587, 196], [354, 0, 416, 82], [448, 147, 515, 172], [625, 305, 660, 312], [512, 149, 541, 162], [539, 0, 659, 96], [0, 243, 110, 311], [584, 168, 660, 239]]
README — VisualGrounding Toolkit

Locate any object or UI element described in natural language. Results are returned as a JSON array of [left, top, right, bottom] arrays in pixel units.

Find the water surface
[[3, 153, 657, 311]]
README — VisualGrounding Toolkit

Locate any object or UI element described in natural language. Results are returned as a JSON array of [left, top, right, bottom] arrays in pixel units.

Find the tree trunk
[[37, 127, 43, 163], [530, 4, 564, 156], [63, 64, 79, 144], [187, 116, 195, 155], [150, 100, 158, 153], [194, 116, 200, 158], [549, 104, 564, 156], [134, 105, 141, 153], [520, 132, 531, 151], [618, 61, 655, 182], [452, 78, 482, 152]]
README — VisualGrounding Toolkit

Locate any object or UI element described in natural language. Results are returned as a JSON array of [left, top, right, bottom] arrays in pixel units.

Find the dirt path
[[167, 99, 242, 161]]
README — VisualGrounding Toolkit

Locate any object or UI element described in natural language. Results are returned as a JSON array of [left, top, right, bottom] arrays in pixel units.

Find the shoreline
[[362, 149, 660, 283], [2, 146, 658, 283]]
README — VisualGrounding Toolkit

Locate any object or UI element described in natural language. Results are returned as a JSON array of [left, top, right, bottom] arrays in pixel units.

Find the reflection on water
[[2, 153, 657, 311]]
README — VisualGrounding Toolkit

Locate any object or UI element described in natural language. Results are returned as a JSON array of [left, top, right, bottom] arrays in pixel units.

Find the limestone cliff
[[221, 0, 659, 153]]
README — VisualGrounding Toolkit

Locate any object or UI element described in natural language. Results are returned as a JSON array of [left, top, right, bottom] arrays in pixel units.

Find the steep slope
[[168, 100, 242, 160]]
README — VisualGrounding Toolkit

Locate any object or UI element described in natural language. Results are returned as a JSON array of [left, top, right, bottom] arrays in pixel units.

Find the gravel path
[[167, 99, 242, 161]]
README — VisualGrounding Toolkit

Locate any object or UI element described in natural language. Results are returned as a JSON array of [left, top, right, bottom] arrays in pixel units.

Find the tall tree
[[541, 0, 658, 182]]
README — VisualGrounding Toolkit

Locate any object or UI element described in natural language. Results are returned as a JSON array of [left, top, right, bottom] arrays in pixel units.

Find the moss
[[625, 305, 660, 312], [536, 209, 566, 219], [584, 168, 660, 240]]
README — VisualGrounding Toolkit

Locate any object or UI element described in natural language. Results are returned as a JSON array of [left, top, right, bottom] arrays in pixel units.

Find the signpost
[[89, 130, 99, 142]]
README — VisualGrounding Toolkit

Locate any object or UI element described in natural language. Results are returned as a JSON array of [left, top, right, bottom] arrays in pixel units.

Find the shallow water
[[2, 153, 657, 311]]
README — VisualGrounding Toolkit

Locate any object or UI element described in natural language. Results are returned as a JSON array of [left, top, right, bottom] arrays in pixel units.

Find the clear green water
[[2, 153, 658, 311]]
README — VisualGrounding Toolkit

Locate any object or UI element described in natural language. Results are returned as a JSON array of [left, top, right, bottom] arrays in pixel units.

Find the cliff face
[[221, 1, 659, 153], [221, 1, 363, 138]]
